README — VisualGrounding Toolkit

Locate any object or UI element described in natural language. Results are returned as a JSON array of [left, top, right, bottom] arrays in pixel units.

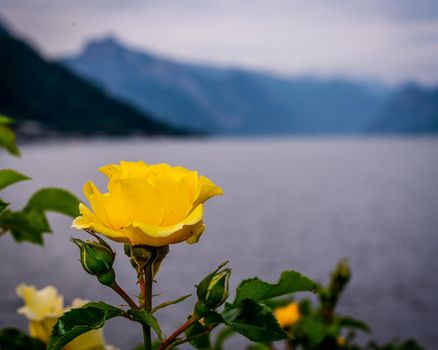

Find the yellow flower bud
[[72, 161, 223, 247], [274, 302, 300, 328]]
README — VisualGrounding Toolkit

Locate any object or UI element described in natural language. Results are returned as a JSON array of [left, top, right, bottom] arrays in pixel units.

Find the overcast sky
[[1, 0, 438, 85]]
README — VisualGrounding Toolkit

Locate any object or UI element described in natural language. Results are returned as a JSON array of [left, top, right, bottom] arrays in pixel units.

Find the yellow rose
[[273, 302, 300, 328], [72, 161, 223, 247], [16, 284, 116, 350]]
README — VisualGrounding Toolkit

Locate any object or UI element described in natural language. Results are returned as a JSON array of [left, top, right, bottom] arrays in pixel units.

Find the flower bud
[[127, 244, 169, 277], [329, 258, 351, 296], [72, 236, 116, 286], [197, 263, 231, 310], [129, 245, 154, 271], [321, 258, 351, 314]]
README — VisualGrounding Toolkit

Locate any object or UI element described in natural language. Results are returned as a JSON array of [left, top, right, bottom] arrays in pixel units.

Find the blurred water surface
[[1, 137, 437, 349]]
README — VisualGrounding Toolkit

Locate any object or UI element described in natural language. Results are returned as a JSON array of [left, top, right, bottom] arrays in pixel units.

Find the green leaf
[[151, 294, 192, 314], [262, 295, 295, 310], [222, 299, 288, 343], [338, 316, 370, 333], [0, 169, 30, 190], [127, 309, 163, 340], [297, 313, 336, 347], [132, 339, 163, 350], [185, 320, 211, 349], [0, 124, 20, 156], [48, 302, 124, 350], [0, 198, 8, 213], [203, 311, 224, 326], [0, 208, 50, 244], [246, 344, 271, 350], [0, 328, 46, 350], [0, 187, 79, 245], [213, 326, 235, 350], [0, 115, 14, 125], [26, 188, 80, 217], [234, 271, 322, 305], [367, 339, 425, 350]]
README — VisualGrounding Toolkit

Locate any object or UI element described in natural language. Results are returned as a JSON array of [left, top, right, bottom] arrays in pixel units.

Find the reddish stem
[[112, 282, 138, 309], [157, 317, 198, 350]]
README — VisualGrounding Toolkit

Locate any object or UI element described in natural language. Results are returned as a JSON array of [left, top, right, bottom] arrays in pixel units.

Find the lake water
[[1, 137, 437, 349]]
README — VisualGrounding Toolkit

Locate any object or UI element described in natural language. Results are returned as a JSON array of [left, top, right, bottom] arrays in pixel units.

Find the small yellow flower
[[16, 284, 63, 344], [16, 284, 114, 350], [337, 336, 347, 347], [274, 302, 300, 328], [16, 284, 64, 322], [72, 161, 223, 247]]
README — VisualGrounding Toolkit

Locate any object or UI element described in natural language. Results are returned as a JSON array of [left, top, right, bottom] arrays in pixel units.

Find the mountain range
[[0, 22, 184, 137], [1, 17, 437, 137], [63, 36, 438, 135], [370, 83, 438, 133], [64, 37, 392, 135]]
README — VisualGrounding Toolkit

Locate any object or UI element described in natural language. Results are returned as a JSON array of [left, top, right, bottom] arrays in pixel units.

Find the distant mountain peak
[[77, 35, 162, 66], [83, 35, 127, 53]]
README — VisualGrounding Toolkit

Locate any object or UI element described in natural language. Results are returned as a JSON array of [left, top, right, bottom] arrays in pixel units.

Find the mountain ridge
[[64, 36, 392, 135], [0, 26, 186, 137]]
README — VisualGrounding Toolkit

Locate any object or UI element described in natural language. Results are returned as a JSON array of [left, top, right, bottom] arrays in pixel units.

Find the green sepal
[[194, 300, 210, 318], [47, 302, 124, 350], [0, 169, 30, 191], [96, 269, 116, 286]]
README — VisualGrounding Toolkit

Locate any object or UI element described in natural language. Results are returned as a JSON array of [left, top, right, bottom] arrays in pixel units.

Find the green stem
[[142, 257, 154, 350]]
